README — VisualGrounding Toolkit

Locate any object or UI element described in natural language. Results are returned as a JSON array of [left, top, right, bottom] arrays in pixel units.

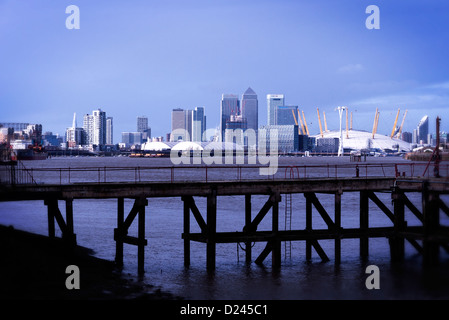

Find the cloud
[[337, 63, 364, 74]]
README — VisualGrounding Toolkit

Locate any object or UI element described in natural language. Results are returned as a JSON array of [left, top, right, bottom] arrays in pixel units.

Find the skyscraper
[[417, 115, 429, 144], [171, 108, 187, 141], [106, 117, 113, 145], [241, 87, 258, 133], [137, 116, 151, 142], [220, 94, 240, 141], [83, 108, 107, 147], [276, 106, 298, 125], [192, 107, 206, 142], [267, 94, 284, 125]]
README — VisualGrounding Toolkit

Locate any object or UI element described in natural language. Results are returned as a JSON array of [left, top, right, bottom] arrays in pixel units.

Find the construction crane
[[298, 110, 306, 135], [317, 108, 324, 137], [346, 107, 349, 139], [302, 110, 310, 135], [395, 109, 408, 139], [372, 108, 379, 139], [291, 108, 304, 135], [323, 111, 328, 132], [390, 108, 401, 138]]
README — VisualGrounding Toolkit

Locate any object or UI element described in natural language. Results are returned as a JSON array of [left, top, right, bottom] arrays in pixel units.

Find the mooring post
[[272, 193, 282, 268], [306, 194, 312, 260], [423, 182, 440, 266], [335, 191, 342, 264], [245, 194, 252, 264], [183, 196, 191, 267], [115, 197, 124, 267], [391, 189, 405, 262], [207, 189, 217, 271], [360, 191, 369, 259]]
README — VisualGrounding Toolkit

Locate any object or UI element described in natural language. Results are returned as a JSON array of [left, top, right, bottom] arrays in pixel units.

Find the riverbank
[[0, 225, 180, 300]]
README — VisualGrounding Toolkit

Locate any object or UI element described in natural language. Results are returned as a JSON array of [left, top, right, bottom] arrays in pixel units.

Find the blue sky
[[1, 0, 449, 142]]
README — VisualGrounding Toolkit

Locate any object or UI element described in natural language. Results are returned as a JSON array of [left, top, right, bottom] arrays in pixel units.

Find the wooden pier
[[1, 163, 449, 274]]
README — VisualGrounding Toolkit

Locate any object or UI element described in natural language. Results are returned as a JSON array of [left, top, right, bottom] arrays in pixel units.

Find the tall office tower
[[220, 94, 240, 141], [267, 94, 284, 125], [417, 115, 429, 144], [276, 106, 298, 125], [137, 116, 151, 141], [185, 109, 193, 141], [83, 108, 107, 146], [192, 107, 206, 142], [83, 114, 93, 145], [241, 87, 258, 133], [92, 109, 106, 146], [171, 108, 187, 141], [106, 117, 113, 144]]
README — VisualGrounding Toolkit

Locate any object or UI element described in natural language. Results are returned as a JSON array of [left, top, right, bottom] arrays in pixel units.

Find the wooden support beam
[[402, 192, 424, 223], [367, 191, 395, 223], [183, 196, 190, 267], [138, 197, 146, 275], [306, 194, 312, 260], [45, 199, 56, 238], [44, 199, 76, 246], [243, 195, 274, 233], [305, 192, 336, 229], [439, 198, 449, 218], [335, 192, 342, 264], [115, 197, 124, 267], [422, 182, 440, 267], [64, 198, 76, 246], [311, 240, 330, 262], [207, 190, 217, 271], [360, 191, 369, 259], [184, 196, 207, 234], [245, 194, 252, 264], [390, 189, 405, 262], [272, 193, 281, 268], [255, 241, 272, 265]]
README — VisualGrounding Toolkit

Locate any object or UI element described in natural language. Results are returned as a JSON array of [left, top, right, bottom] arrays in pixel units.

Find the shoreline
[[0, 225, 181, 300]]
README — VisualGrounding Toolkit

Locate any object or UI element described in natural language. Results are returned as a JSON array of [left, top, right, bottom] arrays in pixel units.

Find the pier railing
[[1, 162, 448, 185]]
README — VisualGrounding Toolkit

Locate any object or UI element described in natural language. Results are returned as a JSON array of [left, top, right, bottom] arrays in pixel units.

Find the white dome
[[142, 141, 171, 151], [172, 141, 204, 151], [203, 141, 244, 151], [313, 130, 411, 152]]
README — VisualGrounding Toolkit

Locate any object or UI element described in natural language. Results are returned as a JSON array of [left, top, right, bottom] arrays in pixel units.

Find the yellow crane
[[346, 107, 349, 139], [302, 110, 310, 135], [350, 112, 353, 131], [372, 108, 379, 139], [291, 108, 304, 135], [298, 110, 306, 135], [390, 108, 401, 138], [396, 109, 408, 139], [323, 111, 328, 132], [317, 108, 324, 137]]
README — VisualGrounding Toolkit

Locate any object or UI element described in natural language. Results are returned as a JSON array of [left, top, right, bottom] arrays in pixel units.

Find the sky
[[1, 0, 449, 143]]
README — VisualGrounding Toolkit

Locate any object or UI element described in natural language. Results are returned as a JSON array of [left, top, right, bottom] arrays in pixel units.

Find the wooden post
[[245, 194, 252, 264], [137, 197, 147, 275], [65, 198, 76, 246], [360, 191, 369, 259], [272, 193, 281, 268], [306, 194, 312, 260], [391, 190, 405, 262], [45, 199, 55, 238], [183, 196, 190, 267], [115, 197, 124, 267], [207, 190, 217, 271], [335, 191, 342, 264], [423, 182, 440, 266]]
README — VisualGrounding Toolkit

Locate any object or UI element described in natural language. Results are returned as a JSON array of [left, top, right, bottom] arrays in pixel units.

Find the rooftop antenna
[[337, 106, 346, 156]]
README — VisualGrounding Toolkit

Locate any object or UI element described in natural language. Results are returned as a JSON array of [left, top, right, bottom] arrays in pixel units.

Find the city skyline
[[1, 1, 449, 142]]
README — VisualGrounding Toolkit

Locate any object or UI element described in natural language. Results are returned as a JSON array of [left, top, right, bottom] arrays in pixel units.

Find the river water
[[1, 155, 449, 300]]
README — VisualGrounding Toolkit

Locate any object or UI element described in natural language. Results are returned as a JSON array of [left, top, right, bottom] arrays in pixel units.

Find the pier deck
[[1, 163, 449, 274]]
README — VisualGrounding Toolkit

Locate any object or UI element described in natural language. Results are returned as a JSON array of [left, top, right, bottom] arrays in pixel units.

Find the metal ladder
[[284, 193, 292, 260]]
